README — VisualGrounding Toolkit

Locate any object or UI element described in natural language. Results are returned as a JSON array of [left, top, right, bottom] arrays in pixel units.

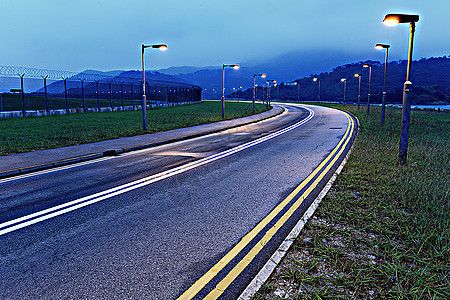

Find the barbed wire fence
[[0, 65, 202, 113]]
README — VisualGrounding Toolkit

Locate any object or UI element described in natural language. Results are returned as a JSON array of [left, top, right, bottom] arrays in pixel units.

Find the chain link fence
[[0, 65, 202, 113]]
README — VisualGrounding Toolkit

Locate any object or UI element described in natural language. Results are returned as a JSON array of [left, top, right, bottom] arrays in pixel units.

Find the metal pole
[[142, 44, 147, 131], [96, 80, 100, 111], [399, 22, 416, 164], [318, 80, 321, 103], [253, 75, 256, 113], [80, 78, 85, 109], [381, 47, 389, 124], [130, 83, 134, 107], [367, 66, 372, 115], [222, 65, 225, 118], [19, 73, 25, 112], [109, 81, 113, 108], [343, 80, 346, 107], [297, 83, 300, 102], [63, 77, 68, 111], [43, 76, 49, 112], [121, 82, 124, 109], [358, 76, 361, 109]]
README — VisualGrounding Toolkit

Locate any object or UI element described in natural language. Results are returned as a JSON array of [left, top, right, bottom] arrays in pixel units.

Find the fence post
[[62, 77, 69, 111], [120, 81, 124, 109], [80, 78, 85, 109], [108, 81, 113, 108], [130, 82, 134, 107], [19, 73, 26, 112], [95, 80, 100, 111], [42, 75, 49, 112]]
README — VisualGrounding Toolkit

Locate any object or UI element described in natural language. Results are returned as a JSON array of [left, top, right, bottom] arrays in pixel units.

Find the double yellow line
[[179, 111, 355, 299]]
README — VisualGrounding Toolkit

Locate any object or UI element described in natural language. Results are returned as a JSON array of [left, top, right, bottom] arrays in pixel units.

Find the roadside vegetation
[[0, 101, 268, 156], [254, 104, 449, 299]]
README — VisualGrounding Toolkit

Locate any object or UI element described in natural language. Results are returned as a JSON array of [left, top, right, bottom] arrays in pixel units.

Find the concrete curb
[[0, 107, 284, 179], [238, 112, 359, 300]]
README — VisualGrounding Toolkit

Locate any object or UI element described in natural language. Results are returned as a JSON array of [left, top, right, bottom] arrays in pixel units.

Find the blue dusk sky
[[0, 0, 448, 73]]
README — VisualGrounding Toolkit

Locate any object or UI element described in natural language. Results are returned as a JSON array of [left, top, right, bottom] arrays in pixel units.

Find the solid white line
[[0, 105, 314, 236]]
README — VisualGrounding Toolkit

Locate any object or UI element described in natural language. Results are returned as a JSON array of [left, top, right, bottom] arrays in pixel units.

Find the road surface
[[0, 103, 356, 299]]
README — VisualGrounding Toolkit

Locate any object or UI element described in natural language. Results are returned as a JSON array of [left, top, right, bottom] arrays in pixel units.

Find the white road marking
[[0, 105, 313, 236]]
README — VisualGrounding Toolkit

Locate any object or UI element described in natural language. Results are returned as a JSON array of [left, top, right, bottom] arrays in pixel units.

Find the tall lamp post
[[376, 43, 391, 124], [341, 78, 347, 106], [295, 82, 300, 102], [363, 64, 372, 115], [253, 73, 266, 113], [313, 77, 321, 103], [222, 64, 240, 118], [266, 80, 276, 108], [383, 13, 419, 164], [141, 43, 167, 131], [354, 73, 361, 109]]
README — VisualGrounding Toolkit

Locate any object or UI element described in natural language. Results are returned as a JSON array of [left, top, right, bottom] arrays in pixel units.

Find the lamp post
[[376, 43, 391, 124], [266, 80, 276, 108], [341, 78, 346, 106], [383, 13, 419, 164], [363, 64, 372, 115], [354, 73, 361, 109], [141, 43, 167, 131], [253, 73, 266, 113], [295, 82, 300, 102], [222, 64, 240, 118], [313, 77, 320, 103]]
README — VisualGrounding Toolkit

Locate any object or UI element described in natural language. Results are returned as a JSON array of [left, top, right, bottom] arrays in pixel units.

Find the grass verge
[[253, 104, 449, 299], [0, 101, 268, 156]]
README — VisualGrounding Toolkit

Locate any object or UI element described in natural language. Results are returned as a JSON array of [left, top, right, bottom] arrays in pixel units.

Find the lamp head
[[232, 65, 240, 69], [375, 43, 390, 49], [313, 77, 318, 82], [354, 73, 361, 77], [341, 78, 346, 82], [152, 44, 168, 50], [363, 64, 372, 68], [261, 74, 266, 78], [383, 13, 419, 25]]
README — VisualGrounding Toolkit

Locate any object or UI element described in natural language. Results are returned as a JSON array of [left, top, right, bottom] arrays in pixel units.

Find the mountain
[[228, 56, 450, 104], [156, 66, 217, 76], [157, 49, 375, 99]]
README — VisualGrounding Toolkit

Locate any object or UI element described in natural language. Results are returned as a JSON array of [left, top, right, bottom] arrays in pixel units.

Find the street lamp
[[341, 78, 346, 107], [222, 64, 240, 118], [383, 13, 419, 164], [376, 43, 391, 124], [266, 80, 276, 108], [363, 64, 372, 115], [141, 43, 167, 130], [313, 77, 320, 103], [354, 73, 361, 109], [253, 73, 266, 113]]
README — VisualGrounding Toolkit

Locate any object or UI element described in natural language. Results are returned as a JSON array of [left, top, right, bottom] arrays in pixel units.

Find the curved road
[[0, 103, 356, 299]]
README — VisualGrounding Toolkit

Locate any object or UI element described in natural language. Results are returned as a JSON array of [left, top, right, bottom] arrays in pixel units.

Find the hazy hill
[[229, 56, 450, 104]]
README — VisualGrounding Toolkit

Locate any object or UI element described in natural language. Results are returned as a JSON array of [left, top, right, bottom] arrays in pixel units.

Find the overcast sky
[[1, 0, 448, 73]]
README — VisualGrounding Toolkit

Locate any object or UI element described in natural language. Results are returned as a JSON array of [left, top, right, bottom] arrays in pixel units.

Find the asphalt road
[[0, 103, 355, 299]]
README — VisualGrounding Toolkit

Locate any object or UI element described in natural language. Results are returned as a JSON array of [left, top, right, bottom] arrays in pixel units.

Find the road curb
[[238, 112, 359, 300], [0, 107, 284, 180]]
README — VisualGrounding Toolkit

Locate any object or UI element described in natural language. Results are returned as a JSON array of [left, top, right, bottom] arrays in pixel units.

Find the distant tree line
[[229, 56, 450, 104]]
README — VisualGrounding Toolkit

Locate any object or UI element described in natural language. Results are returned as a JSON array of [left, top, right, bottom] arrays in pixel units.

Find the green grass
[[0, 100, 269, 156], [253, 104, 449, 299]]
